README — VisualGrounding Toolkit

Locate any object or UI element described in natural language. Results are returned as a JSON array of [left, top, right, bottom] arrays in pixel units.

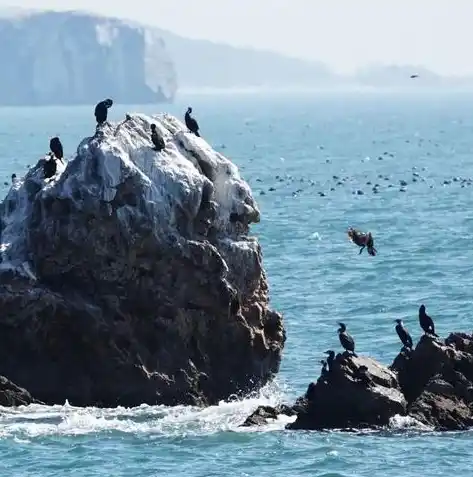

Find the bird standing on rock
[[324, 350, 335, 371], [185, 107, 200, 137], [318, 360, 329, 383], [94, 98, 113, 127], [394, 319, 413, 350], [150, 124, 165, 152], [338, 322, 357, 356], [419, 304, 438, 337]]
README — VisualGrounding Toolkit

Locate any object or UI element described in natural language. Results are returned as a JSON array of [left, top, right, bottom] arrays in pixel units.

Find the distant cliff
[[0, 10, 177, 105]]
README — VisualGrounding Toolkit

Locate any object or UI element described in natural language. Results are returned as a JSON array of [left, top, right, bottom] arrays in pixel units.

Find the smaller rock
[[287, 353, 406, 430], [240, 404, 296, 427], [0, 376, 42, 407]]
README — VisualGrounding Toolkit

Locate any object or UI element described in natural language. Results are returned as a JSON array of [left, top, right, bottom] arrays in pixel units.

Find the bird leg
[[359, 245, 365, 255]]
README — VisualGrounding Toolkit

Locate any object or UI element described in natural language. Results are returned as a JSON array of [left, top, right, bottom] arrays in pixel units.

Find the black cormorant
[[419, 304, 438, 337], [150, 124, 165, 152], [49, 137, 63, 160], [95, 98, 113, 126], [185, 107, 200, 137], [318, 360, 329, 382], [394, 319, 413, 350], [347, 228, 377, 256], [324, 350, 335, 371], [338, 322, 357, 356], [43, 153, 57, 179]]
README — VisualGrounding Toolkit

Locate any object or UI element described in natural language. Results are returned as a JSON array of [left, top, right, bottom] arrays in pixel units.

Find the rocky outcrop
[[391, 333, 473, 430], [0, 113, 284, 407], [288, 354, 407, 430], [242, 333, 473, 432], [0, 375, 42, 407], [0, 10, 177, 105]]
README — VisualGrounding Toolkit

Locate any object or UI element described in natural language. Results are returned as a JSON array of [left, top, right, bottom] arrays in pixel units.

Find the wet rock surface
[[0, 375, 42, 407], [0, 113, 285, 408], [240, 404, 296, 427], [392, 333, 473, 430], [288, 354, 407, 430]]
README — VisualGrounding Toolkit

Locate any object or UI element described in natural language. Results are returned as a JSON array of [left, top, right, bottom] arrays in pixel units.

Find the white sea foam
[[0, 383, 293, 440]]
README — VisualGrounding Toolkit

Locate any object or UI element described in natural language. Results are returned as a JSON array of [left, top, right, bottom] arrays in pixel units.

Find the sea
[[0, 91, 472, 476]]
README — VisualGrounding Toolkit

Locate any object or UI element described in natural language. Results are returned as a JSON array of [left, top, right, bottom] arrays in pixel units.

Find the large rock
[[0, 113, 285, 407], [391, 333, 473, 430], [288, 353, 407, 430]]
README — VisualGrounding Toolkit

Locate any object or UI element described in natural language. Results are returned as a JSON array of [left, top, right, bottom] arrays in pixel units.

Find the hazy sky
[[1, 0, 472, 75]]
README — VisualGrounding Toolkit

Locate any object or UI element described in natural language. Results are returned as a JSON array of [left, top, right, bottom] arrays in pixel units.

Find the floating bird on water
[[185, 107, 200, 137], [419, 304, 438, 337], [347, 227, 377, 256], [338, 322, 357, 356], [410, 74, 419, 79], [394, 319, 413, 350]]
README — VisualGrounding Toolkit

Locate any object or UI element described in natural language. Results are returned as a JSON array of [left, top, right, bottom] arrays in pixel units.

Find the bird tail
[[195, 131, 201, 137]]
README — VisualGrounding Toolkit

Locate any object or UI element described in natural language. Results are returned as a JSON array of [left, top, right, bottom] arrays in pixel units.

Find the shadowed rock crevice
[[0, 112, 284, 408]]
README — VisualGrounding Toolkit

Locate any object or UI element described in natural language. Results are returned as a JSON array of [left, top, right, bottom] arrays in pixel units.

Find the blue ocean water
[[1, 92, 473, 476]]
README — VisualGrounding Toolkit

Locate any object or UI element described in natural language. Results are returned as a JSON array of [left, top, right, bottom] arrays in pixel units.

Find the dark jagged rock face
[[287, 353, 407, 430], [0, 114, 285, 407], [391, 334, 473, 430]]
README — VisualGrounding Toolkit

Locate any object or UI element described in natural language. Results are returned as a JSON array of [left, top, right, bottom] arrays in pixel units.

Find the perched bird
[[185, 107, 200, 137], [347, 227, 377, 256], [49, 137, 63, 160], [338, 322, 357, 356], [320, 360, 328, 376], [419, 304, 438, 337], [324, 350, 335, 371], [394, 319, 413, 350], [150, 124, 165, 152], [94, 98, 113, 126]]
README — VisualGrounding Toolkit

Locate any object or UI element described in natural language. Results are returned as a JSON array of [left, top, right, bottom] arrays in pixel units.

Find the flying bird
[[347, 228, 377, 256]]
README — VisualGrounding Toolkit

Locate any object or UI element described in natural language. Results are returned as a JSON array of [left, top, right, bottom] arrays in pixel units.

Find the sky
[[1, 0, 472, 75]]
